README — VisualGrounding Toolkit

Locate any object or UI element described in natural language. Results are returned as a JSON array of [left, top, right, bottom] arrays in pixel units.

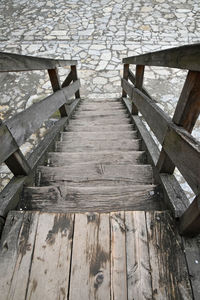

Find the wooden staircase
[[21, 98, 162, 213]]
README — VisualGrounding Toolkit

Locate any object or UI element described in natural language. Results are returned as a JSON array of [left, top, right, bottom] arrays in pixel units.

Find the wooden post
[[71, 65, 80, 99], [157, 71, 200, 173], [122, 64, 129, 97], [5, 148, 31, 176], [132, 65, 145, 115], [48, 68, 68, 117], [179, 195, 200, 236]]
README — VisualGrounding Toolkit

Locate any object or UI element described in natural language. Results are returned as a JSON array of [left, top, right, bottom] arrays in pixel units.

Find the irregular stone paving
[[0, 0, 199, 198]]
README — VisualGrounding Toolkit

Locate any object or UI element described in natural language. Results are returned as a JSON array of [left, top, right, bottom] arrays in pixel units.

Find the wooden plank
[[182, 236, 200, 299], [38, 164, 154, 187], [61, 70, 73, 88], [122, 79, 170, 144], [132, 65, 145, 115], [6, 80, 80, 146], [123, 43, 200, 71], [5, 148, 31, 176], [110, 211, 127, 299], [76, 110, 127, 116], [71, 65, 80, 98], [48, 150, 146, 166], [0, 124, 19, 165], [56, 139, 141, 152], [0, 216, 5, 236], [5, 212, 39, 300], [125, 211, 152, 299], [122, 63, 129, 97], [66, 124, 134, 132], [0, 51, 77, 72], [179, 195, 200, 236], [69, 116, 131, 126], [146, 211, 193, 299], [26, 212, 74, 299], [69, 213, 110, 299], [0, 211, 25, 299], [22, 184, 160, 212]]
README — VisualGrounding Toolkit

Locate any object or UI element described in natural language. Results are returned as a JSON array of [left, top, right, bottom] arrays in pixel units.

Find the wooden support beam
[[132, 65, 145, 115], [48, 68, 68, 117], [5, 149, 31, 176], [122, 64, 129, 97], [71, 65, 80, 98], [179, 195, 200, 237], [157, 70, 200, 174], [62, 70, 73, 88]]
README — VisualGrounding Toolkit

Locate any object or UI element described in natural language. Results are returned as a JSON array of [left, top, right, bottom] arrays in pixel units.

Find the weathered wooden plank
[[110, 211, 127, 299], [48, 150, 146, 166], [61, 130, 138, 141], [6, 212, 39, 300], [61, 70, 73, 88], [38, 164, 154, 186], [69, 213, 110, 299], [182, 236, 200, 299], [123, 43, 200, 71], [0, 52, 77, 72], [122, 63, 129, 97], [0, 211, 25, 299], [128, 69, 154, 100], [125, 211, 152, 299], [71, 65, 80, 98], [146, 211, 193, 299], [66, 124, 134, 132], [69, 116, 131, 126], [132, 65, 145, 114], [0, 124, 19, 165], [122, 79, 170, 143], [22, 184, 160, 212], [26, 212, 74, 300], [179, 195, 200, 236], [6, 80, 80, 147], [5, 148, 31, 176], [76, 109, 127, 116], [56, 139, 141, 152]]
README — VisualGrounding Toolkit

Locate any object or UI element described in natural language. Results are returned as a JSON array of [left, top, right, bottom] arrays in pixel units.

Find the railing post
[[122, 64, 129, 97], [71, 65, 80, 99], [48, 68, 68, 117], [5, 148, 31, 176], [132, 65, 145, 115], [157, 71, 200, 174]]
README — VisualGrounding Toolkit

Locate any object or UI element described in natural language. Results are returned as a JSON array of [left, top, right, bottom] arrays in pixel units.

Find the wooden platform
[[0, 210, 194, 300]]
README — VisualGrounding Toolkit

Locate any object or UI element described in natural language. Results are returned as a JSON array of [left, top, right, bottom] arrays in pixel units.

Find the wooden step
[[65, 124, 134, 132], [38, 163, 154, 186], [76, 108, 126, 115], [48, 151, 146, 166], [74, 113, 129, 119], [60, 131, 138, 140], [56, 139, 141, 152], [22, 185, 162, 212], [69, 117, 131, 126]]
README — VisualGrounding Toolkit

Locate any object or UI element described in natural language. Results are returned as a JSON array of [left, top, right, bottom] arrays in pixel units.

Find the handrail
[[122, 44, 200, 237], [123, 43, 200, 71], [0, 52, 77, 72]]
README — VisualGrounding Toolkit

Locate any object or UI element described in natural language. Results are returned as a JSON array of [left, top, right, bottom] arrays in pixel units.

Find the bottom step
[[0, 210, 193, 299]]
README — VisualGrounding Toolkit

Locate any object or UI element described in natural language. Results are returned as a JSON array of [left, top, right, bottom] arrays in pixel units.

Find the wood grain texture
[[0, 51, 77, 72], [0, 124, 19, 165], [146, 211, 193, 299], [123, 43, 200, 71], [66, 124, 134, 132], [69, 212, 110, 300], [38, 163, 154, 187], [61, 130, 138, 140], [69, 116, 130, 126], [22, 184, 160, 212]]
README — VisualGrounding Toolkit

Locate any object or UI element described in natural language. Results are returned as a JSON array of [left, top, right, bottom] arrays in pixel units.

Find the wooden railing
[[0, 52, 81, 227], [121, 43, 200, 237]]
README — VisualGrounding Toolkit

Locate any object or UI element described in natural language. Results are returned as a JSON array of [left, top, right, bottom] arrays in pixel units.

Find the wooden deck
[[0, 210, 193, 300]]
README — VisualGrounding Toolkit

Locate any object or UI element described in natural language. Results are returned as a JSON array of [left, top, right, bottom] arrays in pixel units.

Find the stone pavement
[[0, 0, 200, 198]]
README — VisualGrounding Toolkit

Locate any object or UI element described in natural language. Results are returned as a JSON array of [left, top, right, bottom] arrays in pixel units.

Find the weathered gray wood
[[132, 65, 145, 115], [66, 124, 134, 132], [110, 211, 127, 299], [26, 212, 74, 299], [76, 109, 126, 116], [122, 63, 129, 97], [0, 124, 19, 165], [22, 184, 160, 212], [6, 80, 80, 147], [125, 211, 152, 299], [179, 195, 200, 236], [0, 52, 77, 72], [0, 216, 5, 237], [182, 235, 200, 299], [38, 163, 154, 187], [69, 213, 110, 299], [69, 116, 131, 126], [61, 130, 138, 141], [146, 211, 193, 299], [48, 150, 146, 166], [61, 70, 73, 88], [56, 139, 141, 152], [71, 65, 80, 98], [123, 43, 200, 71], [5, 148, 31, 176]]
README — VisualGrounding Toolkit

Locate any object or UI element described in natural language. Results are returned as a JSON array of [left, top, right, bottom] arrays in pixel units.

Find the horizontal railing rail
[[0, 52, 77, 72], [122, 44, 200, 237], [0, 52, 81, 224]]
